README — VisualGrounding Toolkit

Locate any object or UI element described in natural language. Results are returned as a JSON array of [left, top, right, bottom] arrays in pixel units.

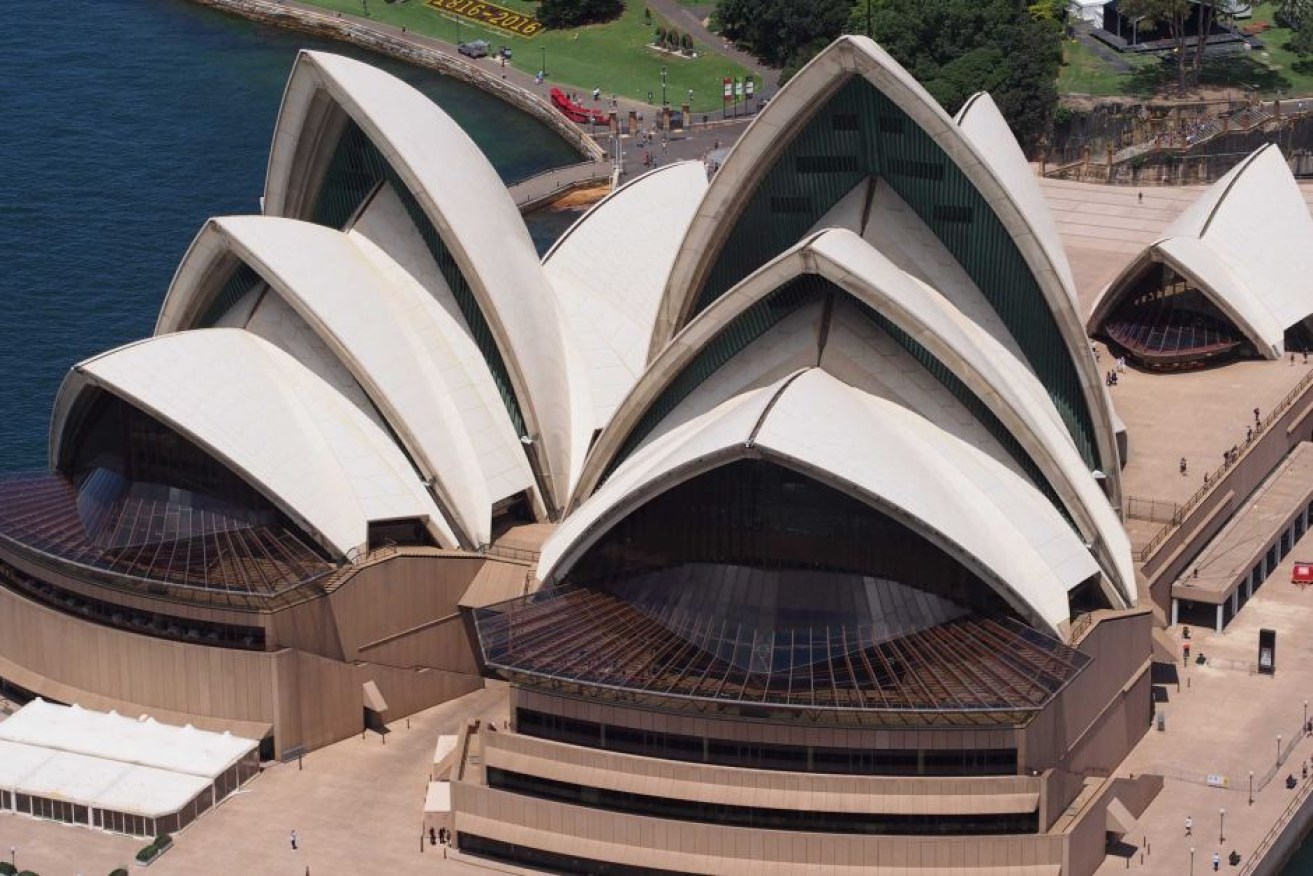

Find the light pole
[[1305, 700, 1309, 731], [540, 46, 547, 77], [1190, 847, 1196, 875], [1219, 807, 1226, 844], [660, 66, 668, 108], [8, 848, 13, 869], [1279, 734, 1284, 766], [1249, 770, 1255, 805]]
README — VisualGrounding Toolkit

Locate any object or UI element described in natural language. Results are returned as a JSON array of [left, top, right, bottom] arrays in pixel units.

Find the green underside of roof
[[309, 118, 527, 438], [692, 76, 1098, 472]]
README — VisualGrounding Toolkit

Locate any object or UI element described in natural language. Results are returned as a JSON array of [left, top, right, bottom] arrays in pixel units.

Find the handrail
[[1139, 366, 1313, 563], [1240, 770, 1313, 875]]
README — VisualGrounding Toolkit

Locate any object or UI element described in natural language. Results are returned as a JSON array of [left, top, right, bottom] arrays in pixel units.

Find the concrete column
[[1171, 598, 1180, 626], [627, 110, 638, 135], [1231, 588, 1240, 618], [1246, 573, 1253, 602], [1216, 603, 1225, 633]]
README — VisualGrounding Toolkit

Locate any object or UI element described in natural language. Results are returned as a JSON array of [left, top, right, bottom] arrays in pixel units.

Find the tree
[[843, 0, 1062, 151], [711, 0, 853, 71], [681, 32, 695, 54], [538, 0, 623, 29], [1117, 0, 1219, 92]]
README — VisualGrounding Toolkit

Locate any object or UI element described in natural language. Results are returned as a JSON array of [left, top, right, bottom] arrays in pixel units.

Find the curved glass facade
[[690, 76, 1100, 471], [0, 391, 333, 599], [1099, 261, 1249, 369], [474, 461, 1089, 717]]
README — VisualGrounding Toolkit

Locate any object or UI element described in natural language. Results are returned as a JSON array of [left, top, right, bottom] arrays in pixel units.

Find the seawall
[[190, 0, 606, 163]]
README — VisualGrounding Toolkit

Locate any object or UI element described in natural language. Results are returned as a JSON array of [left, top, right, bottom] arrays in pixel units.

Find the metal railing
[[507, 159, 610, 209], [1241, 770, 1313, 875], [1139, 367, 1313, 563], [1126, 495, 1182, 524]]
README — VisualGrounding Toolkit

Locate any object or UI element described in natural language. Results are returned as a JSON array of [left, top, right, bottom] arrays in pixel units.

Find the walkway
[[1094, 543, 1313, 874], [0, 688, 509, 875]]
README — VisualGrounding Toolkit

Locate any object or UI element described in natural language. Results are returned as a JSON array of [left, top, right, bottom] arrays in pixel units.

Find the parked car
[[458, 40, 490, 59]]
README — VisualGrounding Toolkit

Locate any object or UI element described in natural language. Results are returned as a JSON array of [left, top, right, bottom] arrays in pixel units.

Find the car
[[458, 40, 490, 59]]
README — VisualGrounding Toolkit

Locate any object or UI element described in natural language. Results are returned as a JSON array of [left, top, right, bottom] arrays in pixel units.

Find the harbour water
[[0, 0, 579, 472]]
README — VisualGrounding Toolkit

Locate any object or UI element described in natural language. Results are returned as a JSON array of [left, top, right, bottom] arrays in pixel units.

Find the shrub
[[681, 32, 694, 53], [17, 871, 38, 876], [110, 870, 130, 876], [135, 845, 156, 864], [0, 861, 17, 876], [654, 25, 666, 44], [154, 834, 173, 849]]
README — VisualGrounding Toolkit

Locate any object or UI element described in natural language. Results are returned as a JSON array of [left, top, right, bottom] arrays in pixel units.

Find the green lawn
[[295, 0, 755, 112], [1057, 38, 1157, 96]]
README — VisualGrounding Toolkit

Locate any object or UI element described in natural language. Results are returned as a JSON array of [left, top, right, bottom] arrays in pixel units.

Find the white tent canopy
[[0, 699, 258, 822]]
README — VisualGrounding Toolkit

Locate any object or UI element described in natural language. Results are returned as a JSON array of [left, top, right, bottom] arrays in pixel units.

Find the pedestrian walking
[[1186, 815, 1193, 836], [1213, 851, 1220, 871], [291, 829, 299, 850], [1255, 407, 1261, 425], [593, 87, 601, 101], [1180, 457, 1188, 476]]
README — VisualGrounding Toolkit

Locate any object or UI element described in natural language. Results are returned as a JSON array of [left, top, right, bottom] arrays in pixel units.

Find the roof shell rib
[[1089, 144, 1313, 358], [543, 161, 709, 431], [263, 50, 584, 510], [540, 369, 1095, 635], [654, 35, 1121, 500], [576, 228, 1133, 608], [156, 215, 535, 548], [49, 330, 453, 557]]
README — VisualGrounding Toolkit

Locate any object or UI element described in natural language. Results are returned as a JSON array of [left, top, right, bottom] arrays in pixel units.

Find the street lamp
[[660, 66, 668, 108], [540, 46, 547, 77], [1279, 734, 1284, 766], [1250, 770, 1255, 805], [1305, 699, 1309, 731], [1190, 847, 1195, 874], [1219, 807, 1226, 844], [8, 848, 13, 869]]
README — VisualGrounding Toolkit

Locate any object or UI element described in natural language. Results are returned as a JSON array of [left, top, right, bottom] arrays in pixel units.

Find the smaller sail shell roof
[[50, 330, 452, 557], [1090, 145, 1313, 358], [157, 215, 535, 548], [264, 50, 584, 510]]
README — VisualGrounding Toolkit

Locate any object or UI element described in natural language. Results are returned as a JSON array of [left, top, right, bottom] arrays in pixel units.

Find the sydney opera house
[[11, 29, 1313, 875]]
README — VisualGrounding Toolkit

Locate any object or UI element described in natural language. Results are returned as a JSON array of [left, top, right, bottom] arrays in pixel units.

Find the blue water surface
[[0, 0, 578, 471]]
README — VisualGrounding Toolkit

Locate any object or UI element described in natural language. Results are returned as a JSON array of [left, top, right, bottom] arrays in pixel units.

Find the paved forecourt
[[1094, 545, 1313, 874]]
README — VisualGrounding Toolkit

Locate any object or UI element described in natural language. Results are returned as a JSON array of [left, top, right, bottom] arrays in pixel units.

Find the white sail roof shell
[[263, 50, 583, 510], [654, 35, 1121, 503], [156, 215, 534, 547], [50, 330, 452, 556], [544, 161, 708, 430], [577, 229, 1133, 607], [541, 369, 1094, 634]]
